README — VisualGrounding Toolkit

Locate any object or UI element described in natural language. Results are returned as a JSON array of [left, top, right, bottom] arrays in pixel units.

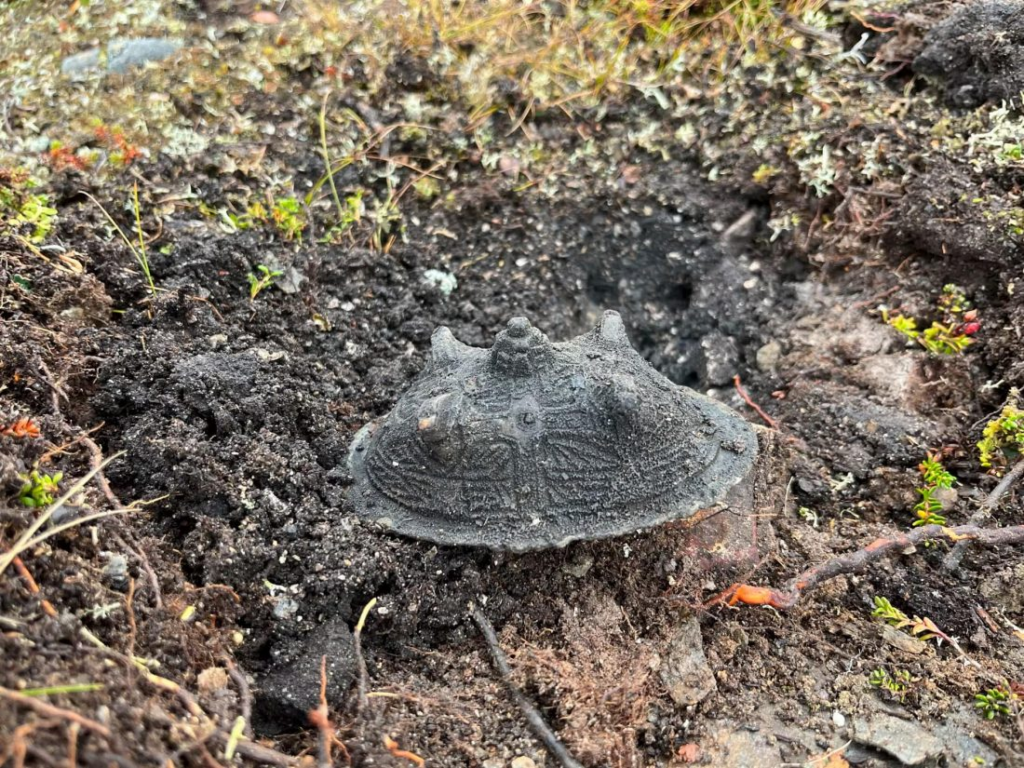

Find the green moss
[[978, 397, 1024, 473], [0, 172, 57, 242]]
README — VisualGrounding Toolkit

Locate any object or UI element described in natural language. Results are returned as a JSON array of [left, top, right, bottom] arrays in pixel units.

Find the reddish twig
[[125, 578, 138, 660], [733, 375, 780, 430], [708, 523, 1024, 609], [0, 686, 111, 739], [12, 556, 58, 618], [383, 735, 425, 767], [309, 655, 334, 768], [851, 283, 901, 310], [308, 655, 351, 767], [944, 460, 1024, 572]]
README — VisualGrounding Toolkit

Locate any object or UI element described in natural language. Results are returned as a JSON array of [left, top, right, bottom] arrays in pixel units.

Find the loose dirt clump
[[914, 0, 1024, 107]]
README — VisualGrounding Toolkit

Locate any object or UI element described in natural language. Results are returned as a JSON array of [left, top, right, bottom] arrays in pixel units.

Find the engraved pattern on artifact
[[349, 311, 757, 550]]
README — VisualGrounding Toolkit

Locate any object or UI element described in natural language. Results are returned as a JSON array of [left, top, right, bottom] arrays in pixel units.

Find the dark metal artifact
[[348, 311, 757, 551]]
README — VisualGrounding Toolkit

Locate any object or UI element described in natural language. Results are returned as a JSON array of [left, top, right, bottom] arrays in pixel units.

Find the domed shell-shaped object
[[348, 311, 757, 551]]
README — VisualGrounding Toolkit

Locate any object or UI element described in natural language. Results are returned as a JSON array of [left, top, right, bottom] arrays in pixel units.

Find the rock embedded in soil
[[979, 563, 1024, 612], [659, 616, 717, 707], [701, 725, 782, 768], [880, 624, 927, 656], [101, 552, 130, 592], [699, 331, 739, 386], [851, 712, 945, 766], [755, 340, 782, 372], [348, 310, 757, 551], [61, 37, 183, 76]]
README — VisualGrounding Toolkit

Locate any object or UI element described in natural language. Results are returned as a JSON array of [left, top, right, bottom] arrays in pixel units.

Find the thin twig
[[944, 460, 1024, 572], [79, 631, 299, 766], [208, 732, 299, 767], [0, 686, 111, 739], [470, 606, 584, 768], [125, 578, 138, 660], [12, 556, 58, 617], [708, 523, 1024, 610], [83, 436, 163, 608], [225, 660, 253, 738], [733, 375, 780, 430]]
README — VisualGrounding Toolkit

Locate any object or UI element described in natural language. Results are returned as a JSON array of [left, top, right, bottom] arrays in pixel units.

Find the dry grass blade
[[82, 191, 155, 296]]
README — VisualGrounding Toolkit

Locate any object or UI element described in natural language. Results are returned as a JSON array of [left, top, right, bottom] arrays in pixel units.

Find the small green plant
[[319, 93, 346, 227], [871, 596, 954, 647], [978, 394, 1024, 473], [1000, 143, 1023, 163], [271, 197, 305, 242], [751, 163, 780, 184], [974, 687, 1013, 720], [319, 190, 364, 243], [797, 506, 819, 527], [247, 264, 283, 302], [912, 453, 956, 528], [883, 284, 980, 355], [919, 453, 956, 488], [885, 312, 974, 355], [869, 668, 912, 701], [370, 189, 403, 252], [19, 470, 63, 508], [913, 486, 947, 528], [0, 170, 58, 243]]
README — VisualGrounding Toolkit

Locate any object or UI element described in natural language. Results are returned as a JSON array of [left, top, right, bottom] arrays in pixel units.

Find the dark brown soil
[[2, 1, 1024, 766]]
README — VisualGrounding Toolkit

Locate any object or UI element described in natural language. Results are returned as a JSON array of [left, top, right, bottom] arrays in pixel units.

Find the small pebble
[[101, 553, 130, 592]]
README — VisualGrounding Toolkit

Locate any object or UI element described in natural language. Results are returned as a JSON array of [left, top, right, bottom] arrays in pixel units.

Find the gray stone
[[979, 562, 1024, 612], [755, 340, 782, 372], [275, 266, 305, 295], [699, 331, 739, 386], [562, 553, 594, 578], [660, 617, 717, 706], [880, 624, 927, 655], [701, 724, 781, 768], [348, 311, 757, 551], [272, 597, 299, 620], [25, 136, 51, 153], [62, 37, 183, 76], [932, 706, 999, 766], [852, 713, 944, 765], [101, 553, 130, 592]]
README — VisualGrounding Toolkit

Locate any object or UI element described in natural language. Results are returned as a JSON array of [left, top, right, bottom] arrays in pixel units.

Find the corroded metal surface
[[349, 311, 757, 551]]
